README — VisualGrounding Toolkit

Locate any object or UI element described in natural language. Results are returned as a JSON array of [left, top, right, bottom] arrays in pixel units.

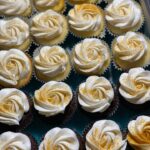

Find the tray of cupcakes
[[0, 0, 150, 149]]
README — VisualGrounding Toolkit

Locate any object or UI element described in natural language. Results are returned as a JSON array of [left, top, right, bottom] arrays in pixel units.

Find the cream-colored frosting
[[127, 115, 150, 150], [0, 0, 31, 16], [78, 76, 114, 113], [0, 18, 29, 47], [119, 68, 150, 104], [105, 0, 143, 29], [73, 38, 110, 75], [0, 49, 31, 86], [35, 0, 59, 7], [86, 120, 127, 150], [34, 46, 69, 79], [34, 81, 73, 117], [39, 127, 79, 150], [68, 4, 103, 32], [0, 131, 31, 150], [0, 88, 29, 125], [113, 32, 148, 62]]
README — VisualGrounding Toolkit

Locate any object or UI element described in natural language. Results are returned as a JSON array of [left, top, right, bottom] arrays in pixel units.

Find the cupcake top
[[68, 0, 102, 5], [0, 49, 32, 87], [39, 127, 79, 150], [78, 76, 114, 113], [34, 46, 70, 81], [34, 81, 73, 117], [0, 88, 29, 126], [0, 131, 31, 150], [0, 18, 29, 49], [127, 115, 150, 150], [0, 0, 31, 16], [119, 68, 150, 105], [72, 38, 111, 75], [86, 120, 127, 150]]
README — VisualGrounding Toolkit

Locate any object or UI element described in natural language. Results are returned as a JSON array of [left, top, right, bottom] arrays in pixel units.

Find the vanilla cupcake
[[72, 38, 111, 75], [0, 18, 30, 51], [84, 120, 127, 150], [0, 49, 32, 88], [0, 0, 32, 17], [105, 0, 144, 35], [33, 0, 65, 13], [68, 4, 105, 38], [33, 46, 71, 82], [127, 115, 150, 150], [39, 128, 84, 150], [112, 32, 150, 70], [68, 0, 102, 5], [31, 10, 68, 46]]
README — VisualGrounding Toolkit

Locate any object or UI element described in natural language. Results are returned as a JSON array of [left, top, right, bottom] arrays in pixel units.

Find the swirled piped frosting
[[0, 18, 29, 49], [0, 49, 31, 87], [78, 76, 114, 113], [105, 0, 143, 31], [86, 120, 127, 150], [0, 88, 29, 125], [119, 68, 150, 104], [34, 81, 73, 117], [0, 0, 31, 16], [127, 115, 150, 150], [34, 46, 70, 81], [73, 38, 111, 75], [39, 127, 79, 150], [0, 132, 31, 150], [31, 10, 68, 45]]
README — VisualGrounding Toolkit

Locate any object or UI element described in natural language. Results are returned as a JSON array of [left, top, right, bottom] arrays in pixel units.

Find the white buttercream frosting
[[39, 127, 80, 150], [34, 81, 73, 117], [78, 76, 114, 113], [86, 120, 127, 150]]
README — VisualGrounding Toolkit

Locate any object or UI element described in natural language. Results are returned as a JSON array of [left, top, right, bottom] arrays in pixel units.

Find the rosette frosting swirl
[[78, 76, 114, 113], [119, 68, 150, 104], [34, 81, 73, 117], [0, 132, 31, 150], [39, 127, 79, 150], [86, 120, 127, 150], [73, 38, 110, 75]]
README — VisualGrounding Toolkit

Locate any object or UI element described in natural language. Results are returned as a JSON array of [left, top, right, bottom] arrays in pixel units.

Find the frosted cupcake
[[72, 38, 111, 75], [39, 128, 84, 150], [33, 0, 65, 13], [105, 0, 144, 35], [127, 115, 150, 150], [68, 4, 105, 38], [68, 0, 102, 5], [33, 46, 71, 82], [112, 32, 150, 70], [0, 49, 32, 88], [0, 18, 30, 51], [84, 120, 127, 150], [31, 10, 68, 45], [0, 0, 32, 17]]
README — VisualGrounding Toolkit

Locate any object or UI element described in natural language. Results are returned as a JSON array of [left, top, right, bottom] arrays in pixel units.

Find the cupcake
[[0, 88, 33, 131], [112, 32, 150, 70], [105, 0, 144, 35], [0, 0, 32, 17], [78, 76, 118, 117], [84, 120, 127, 150], [0, 49, 32, 88], [127, 115, 150, 150], [0, 18, 30, 51], [31, 10, 68, 45], [33, 0, 66, 13], [68, 4, 105, 38], [72, 38, 111, 75], [33, 81, 77, 124], [68, 0, 102, 5], [33, 46, 71, 82], [39, 127, 84, 150], [0, 131, 37, 150], [119, 67, 150, 109]]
